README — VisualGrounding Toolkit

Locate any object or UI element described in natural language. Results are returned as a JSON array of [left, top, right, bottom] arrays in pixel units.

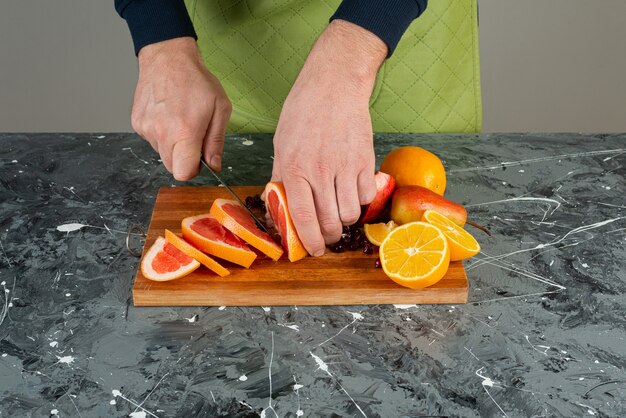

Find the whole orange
[[380, 146, 446, 195]]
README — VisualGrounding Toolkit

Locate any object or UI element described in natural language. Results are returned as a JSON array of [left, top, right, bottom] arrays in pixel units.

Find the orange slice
[[181, 214, 257, 268], [379, 222, 450, 289], [165, 229, 230, 277], [363, 220, 398, 246], [141, 236, 200, 281], [211, 198, 284, 261], [421, 210, 480, 261], [264, 182, 308, 262]]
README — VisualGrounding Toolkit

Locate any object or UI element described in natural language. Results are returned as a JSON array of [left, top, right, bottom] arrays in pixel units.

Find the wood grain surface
[[132, 186, 468, 306]]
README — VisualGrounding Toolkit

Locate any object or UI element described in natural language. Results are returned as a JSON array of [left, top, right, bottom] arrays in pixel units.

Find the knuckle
[[285, 162, 305, 178], [314, 162, 332, 179], [218, 99, 232, 114], [208, 133, 225, 145], [319, 218, 341, 237], [340, 209, 361, 225], [291, 206, 316, 224]]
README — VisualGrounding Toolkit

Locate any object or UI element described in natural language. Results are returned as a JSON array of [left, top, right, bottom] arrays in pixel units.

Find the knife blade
[[200, 159, 270, 233]]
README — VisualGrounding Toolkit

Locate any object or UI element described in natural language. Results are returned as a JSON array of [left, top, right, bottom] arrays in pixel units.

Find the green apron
[[185, 0, 482, 133]]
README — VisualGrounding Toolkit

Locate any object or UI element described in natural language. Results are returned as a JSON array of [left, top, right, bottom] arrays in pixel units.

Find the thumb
[[171, 138, 202, 181]]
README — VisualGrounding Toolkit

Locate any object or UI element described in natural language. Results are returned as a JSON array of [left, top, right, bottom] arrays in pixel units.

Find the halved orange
[[379, 222, 450, 289], [181, 214, 257, 268], [421, 210, 480, 261], [211, 198, 284, 261], [264, 182, 307, 262], [165, 229, 230, 277], [141, 236, 200, 281], [363, 220, 398, 246]]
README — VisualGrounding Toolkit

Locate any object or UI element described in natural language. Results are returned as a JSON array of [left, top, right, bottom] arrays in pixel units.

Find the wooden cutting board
[[132, 186, 468, 306]]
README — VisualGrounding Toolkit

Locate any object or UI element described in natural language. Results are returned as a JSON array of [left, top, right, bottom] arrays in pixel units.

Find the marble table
[[0, 133, 625, 417]]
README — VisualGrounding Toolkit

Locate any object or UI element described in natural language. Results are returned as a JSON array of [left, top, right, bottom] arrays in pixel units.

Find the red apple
[[360, 172, 396, 223], [391, 185, 467, 225]]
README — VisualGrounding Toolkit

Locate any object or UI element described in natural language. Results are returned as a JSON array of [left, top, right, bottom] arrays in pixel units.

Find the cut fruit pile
[[361, 146, 484, 289], [141, 145, 484, 288]]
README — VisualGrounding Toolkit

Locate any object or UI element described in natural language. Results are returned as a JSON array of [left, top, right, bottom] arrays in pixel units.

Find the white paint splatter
[[278, 323, 300, 331], [310, 352, 331, 376], [262, 306, 271, 312], [518, 169, 525, 173], [51, 409, 59, 415], [393, 304, 418, 310], [294, 384, 303, 390], [296, 410, 304, 416], [581, 263, 589, 268], [239, 374, 248, 381], [242, 140, 254, 146], [11, 160, 18, 163], [348, 311, 364, 320], [65, 293, 71, 297], [56, 223, 87, 233], [109, 399, 116, 405], [130, 412, 147, 418], [185, 314, 198, 323], [49, 341, 59, 348], [57, 355, 75, 365], [450, 148, 625, 173], [1, 353, 6, 357], [112, 390, 122, 397], [97, 135, 105, 139], [218, 306, 226, 310]]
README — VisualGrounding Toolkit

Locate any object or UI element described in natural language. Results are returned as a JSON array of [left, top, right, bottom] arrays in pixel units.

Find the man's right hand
[[132, 37, 232, 180]]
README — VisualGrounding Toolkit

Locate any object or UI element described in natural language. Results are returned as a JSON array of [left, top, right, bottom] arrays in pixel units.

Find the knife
[[200, 158, 270, 233]]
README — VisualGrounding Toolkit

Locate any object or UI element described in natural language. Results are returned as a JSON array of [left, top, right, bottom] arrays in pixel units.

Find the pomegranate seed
[[363, 243, 373, 255], [374, 258, 381, 268], [329, 244, 345, 253]]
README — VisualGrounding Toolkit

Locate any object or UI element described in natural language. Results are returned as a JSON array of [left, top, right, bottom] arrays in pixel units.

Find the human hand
[[271, 20, 387, 256], [131, 37, 232, 180]]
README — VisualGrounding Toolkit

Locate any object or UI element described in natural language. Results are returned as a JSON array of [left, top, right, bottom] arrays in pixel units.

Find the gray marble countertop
[[1, 133, 625, 417]]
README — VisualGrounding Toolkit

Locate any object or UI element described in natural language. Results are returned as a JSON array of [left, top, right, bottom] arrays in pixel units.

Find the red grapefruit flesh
[[360, 171, 396, 223], [210, 198, 284, 261], [182, 214, 257, 268], [141, 236, 200, 281], [165, 229, 230, 277], [264, 182, 307, 262]]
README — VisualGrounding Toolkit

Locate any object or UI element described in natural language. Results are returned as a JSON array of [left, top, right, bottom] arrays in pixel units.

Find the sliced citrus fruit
[[363, 220, 398, 246], [181, 214, 256, 268], [141, 236, 200, 281], [211, 198, 284, 261], [421, 210, 480, 261], [264, 182, 308, 262], [379, 222, 450, 289], [165, 229, 230, 277]]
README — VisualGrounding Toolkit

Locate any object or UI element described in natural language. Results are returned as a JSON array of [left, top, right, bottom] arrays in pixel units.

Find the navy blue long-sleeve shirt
[[115, 0, 427, 56]]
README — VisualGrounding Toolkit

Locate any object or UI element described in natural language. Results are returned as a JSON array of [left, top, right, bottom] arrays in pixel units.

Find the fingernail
[[313, 248, 325, 257], [210, 155, 222, 171]]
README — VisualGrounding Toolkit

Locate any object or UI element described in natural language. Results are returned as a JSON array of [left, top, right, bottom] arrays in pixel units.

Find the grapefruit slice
[[165, 229, 230, 277], [211, 198, 284, 261], [264, 182, 308, 262], [360, 172, 396, 223], [181, 214, 257, 268], [141, 236, 200, 281]]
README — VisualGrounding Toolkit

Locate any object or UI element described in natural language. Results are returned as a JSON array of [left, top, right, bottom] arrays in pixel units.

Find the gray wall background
[[1, 0, 625, 133]]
